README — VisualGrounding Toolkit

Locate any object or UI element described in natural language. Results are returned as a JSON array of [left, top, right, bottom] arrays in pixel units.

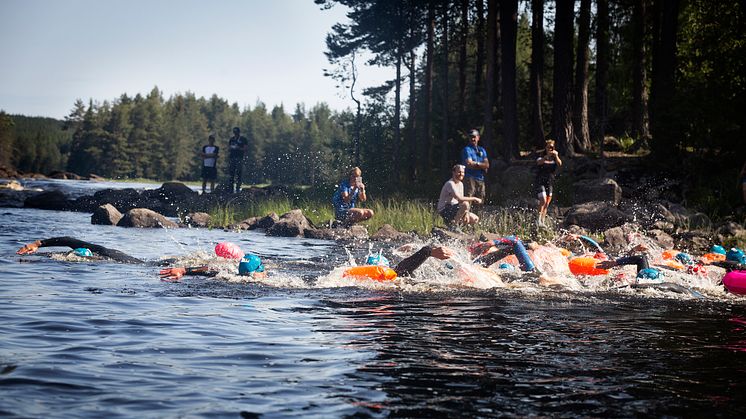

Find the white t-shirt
[[437, 179, 462, 212], [203, 145, 218, 167]]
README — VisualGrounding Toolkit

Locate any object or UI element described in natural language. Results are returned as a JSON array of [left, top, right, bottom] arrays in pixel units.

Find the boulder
[[370, 224, 411, 241], [673, 231, 712, 253], [564, 224, 589, 236], [572, 178, 622, 206], [563, 201, 632, 232], [648, 229, 675, 249], [497, 165, 536, 201], [93, 188, 143, 211], [717, 221, 746, 237], [47, 170, 84, 180], [117, 208, 178, 228], [91, 204, 123, 225], [232, 216, 261, 230], [619, 201, 676, 227], [24, 190, 72, 210], [256, 212, 279, 229], [432, 226, 473, 242], [688, 212, 712, 230], [184, 212, 211, 228], [266, 209, 312, 237], [603, 226, 628, 251]]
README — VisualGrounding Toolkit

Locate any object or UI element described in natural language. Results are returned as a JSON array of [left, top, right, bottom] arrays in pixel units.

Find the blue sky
[[0, 0, 390, 119]]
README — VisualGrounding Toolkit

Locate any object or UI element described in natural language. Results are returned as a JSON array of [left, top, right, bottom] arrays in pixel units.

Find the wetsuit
[[610, 254, 700, 296], [37, 237, 143, 264], [392, 246, 434, 278]]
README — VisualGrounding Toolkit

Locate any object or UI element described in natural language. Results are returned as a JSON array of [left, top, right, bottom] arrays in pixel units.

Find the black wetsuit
[[38, 237, 143, 264], [393, 246, 434, 278]]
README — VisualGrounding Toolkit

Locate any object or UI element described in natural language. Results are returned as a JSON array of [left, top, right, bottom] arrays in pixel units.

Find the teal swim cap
[[637, 268, 661, 280], [710, 245, 726, 255], [726, 248, 746, 264], [675, 252, 693, 265], [498, 263, 515, 270], [238, 254, 264, 275], [73, 248, 93, 257], [366, 253, 390, 267]]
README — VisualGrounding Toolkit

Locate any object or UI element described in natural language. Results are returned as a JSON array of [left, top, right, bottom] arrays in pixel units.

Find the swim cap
[[238, 254, 265, 275], [73, 248, 93, 257], [366, 253, 390, 267], [215, 242, 244, 259], [498, 263, 515, 270], [637, 268, 661, 280], [710, 245, 726, 255], [726, 248, 746, 264], [675, 252, 693, 265]]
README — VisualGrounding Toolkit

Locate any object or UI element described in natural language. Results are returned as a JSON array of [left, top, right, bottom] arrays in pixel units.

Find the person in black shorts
[[200, 134, 219, 193], [535, 139, 562, 226]]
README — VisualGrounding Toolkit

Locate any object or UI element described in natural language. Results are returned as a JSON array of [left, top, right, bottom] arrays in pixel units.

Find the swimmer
[[596, 255, 701, 296], [16, 237, 143, 264], [159, 253, 267, 281]]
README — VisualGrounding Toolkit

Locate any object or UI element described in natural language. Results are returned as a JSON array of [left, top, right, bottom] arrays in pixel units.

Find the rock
[[673, 230, 712, 253], [47, 170, 83, 180], [619, 201, 676, 227], [349, 225, 369, 240], [666, 203, 691, 227], [432, 227, 473, 242], [603, 226, 628, 251], [370, 224, 411, 241], [232, 216, 260, 230], [0, 165, 20, 179], [304, 228, 351, 240], [648, 229, 675, 249], [184, 212, 211, 228], [0, 180, 23, 191], [688, 212, 712, 230], [93, 188, 143, 211], [154, 182, 196, 199], [564, 225, 589, 236], [88, 173, 105, 181], [717, 222, 745, 237], [497, 165, 536, 201], [256, 212, 279, 229], [91, 204, 123, 225], [117, 208, 178, 228], [24, 190, 72, 210], [572, 178, 622, 206], [563, 201, 632, 232], [266, 209, 312, 237], [652, 220, 675, 233]]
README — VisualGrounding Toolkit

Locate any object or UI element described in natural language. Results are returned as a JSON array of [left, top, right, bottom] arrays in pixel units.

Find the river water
[[1, 181, 746, 417]]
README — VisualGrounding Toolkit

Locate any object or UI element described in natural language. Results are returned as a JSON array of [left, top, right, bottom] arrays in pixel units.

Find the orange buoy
[[343, 265, 398, 282], [661, 249, 679, 260], [568, 256, 609, 276], [662, 260, 685, 270], [700, 252, 726, 264]]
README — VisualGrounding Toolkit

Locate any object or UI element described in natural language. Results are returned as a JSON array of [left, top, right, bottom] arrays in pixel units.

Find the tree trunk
[[595, 0, 609, 158], [393, 48, 402, 183], [482, 0, 497, 155], [500, 0, 519, 160], [473, 0, 485, 123], [550, 0, 574, 155], [530, 0, 545, 149], [572, 0, 592, 152], [632, 0, 650, 140], [407, 48, 418, 180], [441, 1, 450, 174], [423, 1, 435, 176], [650, 0, 680, 156], [458, 0, 468, 126]]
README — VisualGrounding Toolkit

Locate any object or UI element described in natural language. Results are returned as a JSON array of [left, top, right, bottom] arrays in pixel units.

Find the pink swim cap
[[214, 242, 244, 259]]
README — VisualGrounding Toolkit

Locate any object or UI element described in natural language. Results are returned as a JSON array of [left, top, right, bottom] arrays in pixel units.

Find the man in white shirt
[[200, 134, 219, 193], [437, 164, 482, 230]]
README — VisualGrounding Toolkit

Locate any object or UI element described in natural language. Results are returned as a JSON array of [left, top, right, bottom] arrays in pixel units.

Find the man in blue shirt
[[332, 167, 374, 226], [461, 129, 490, 203]]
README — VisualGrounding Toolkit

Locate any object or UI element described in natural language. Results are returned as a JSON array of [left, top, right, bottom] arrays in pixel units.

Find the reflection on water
[[1, 203, 746, 416]]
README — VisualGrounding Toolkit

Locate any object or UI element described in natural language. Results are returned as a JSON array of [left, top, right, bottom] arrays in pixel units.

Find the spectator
[[535, 139, 562, 226], [227, 127, 248, 194], [437, 164, 482, 232], [461, 128, 489, 204], [332, 167, 374, 226], [200, 134, 219, 193]]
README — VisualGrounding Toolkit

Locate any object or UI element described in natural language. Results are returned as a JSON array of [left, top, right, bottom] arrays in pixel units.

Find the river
[[1, 180, 745, 417]]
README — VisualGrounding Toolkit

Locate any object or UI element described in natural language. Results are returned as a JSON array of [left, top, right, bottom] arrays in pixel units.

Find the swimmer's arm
[[159, 266, 218, 280], [394, 246, 453, 277], [18, 237, 98, 254]]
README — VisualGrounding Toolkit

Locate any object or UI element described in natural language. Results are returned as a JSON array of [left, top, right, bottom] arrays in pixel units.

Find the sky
[[0, 0, 391, 119]]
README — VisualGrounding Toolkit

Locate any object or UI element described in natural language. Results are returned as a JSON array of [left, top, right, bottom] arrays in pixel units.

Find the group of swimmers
[[16, 233, 746, 297]]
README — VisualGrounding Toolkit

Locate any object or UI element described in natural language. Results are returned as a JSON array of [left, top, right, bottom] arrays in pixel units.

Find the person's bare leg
[[456, 201, 470, 225]]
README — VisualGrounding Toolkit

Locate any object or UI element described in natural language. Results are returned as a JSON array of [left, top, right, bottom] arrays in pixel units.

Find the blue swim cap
[[637, 268, 661, 280], [675, 252, 693, 265], [726, 248, 746, 264], [73, 248, 93, 257], [238, 254, 264, 275], [366, 253, 390, 267], [710, 245, 726, 255], [498, 263, 515, 270]]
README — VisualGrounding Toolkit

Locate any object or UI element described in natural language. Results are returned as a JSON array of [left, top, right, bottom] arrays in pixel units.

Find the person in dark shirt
[[535, 139, 562, 226], [227, 127, 248, 194]]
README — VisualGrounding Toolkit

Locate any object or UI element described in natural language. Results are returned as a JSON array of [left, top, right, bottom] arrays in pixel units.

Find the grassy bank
[[207, 197, 560, 241]]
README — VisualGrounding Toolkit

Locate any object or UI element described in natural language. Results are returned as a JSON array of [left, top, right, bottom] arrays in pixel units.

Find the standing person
[[461, 128, 490, 204], [332, 167, 374, 226], [535, 139, 562, 226], [740, 160, 746, 204], [227, 127, 248, 194], [437, 164, 482, 231], [200, 134, 219, 193]]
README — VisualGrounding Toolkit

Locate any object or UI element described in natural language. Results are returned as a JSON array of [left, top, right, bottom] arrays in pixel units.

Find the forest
[[0, 0, 743, 200]]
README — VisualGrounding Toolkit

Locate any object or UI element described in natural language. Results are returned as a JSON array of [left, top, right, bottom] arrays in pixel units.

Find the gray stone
[[24, 190, 72, 211], [563, 201, 632, 232], [688, 212, 712, 230], [370, 224, 411, 241], [572, 178, 622, 206], [117, 208, 178, 228], [603, 226, 628, 251], [267, 209, 312, 237], [648, 229, 675, 249], [717, 221, 746, 237], [91, 204, 123, 226], [256, 212, 279, 229], [184, 212, 211, 228]]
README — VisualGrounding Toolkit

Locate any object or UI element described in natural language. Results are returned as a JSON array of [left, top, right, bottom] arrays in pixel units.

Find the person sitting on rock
[[332, 166, 374, 226], [437, 164, 482, 232]]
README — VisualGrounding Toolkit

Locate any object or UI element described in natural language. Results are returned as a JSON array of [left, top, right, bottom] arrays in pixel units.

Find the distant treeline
[[1, 0, 743, 197]]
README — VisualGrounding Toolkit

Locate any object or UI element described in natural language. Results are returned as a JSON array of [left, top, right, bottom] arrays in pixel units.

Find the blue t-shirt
[[461, 145, 488, 180], [332, 180, 358, 212]]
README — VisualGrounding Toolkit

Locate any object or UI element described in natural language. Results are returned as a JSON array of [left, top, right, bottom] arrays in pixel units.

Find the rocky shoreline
[[1, 157, 744, 254]]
